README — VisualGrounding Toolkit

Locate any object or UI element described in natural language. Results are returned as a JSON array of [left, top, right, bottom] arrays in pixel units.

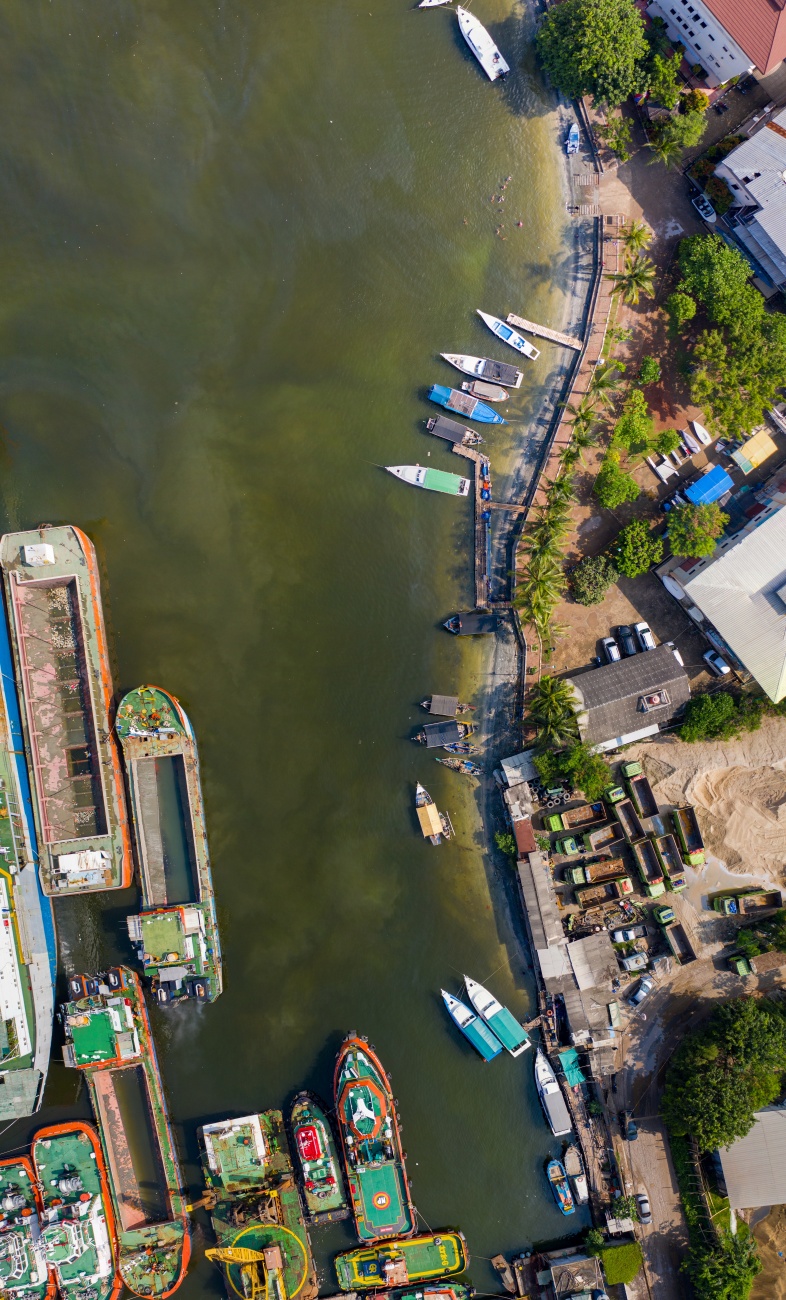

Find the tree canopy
[[666, 289, 696, 334], [594, 454, 640, 509], [678, 235, 762, 329], [612, 389, 654, 456], [571, 553, 619, 605], [668, 501, 728, 558], [534, 741, 611, 803], [536, 0, 648, 107], [615, 519, 664, 577]]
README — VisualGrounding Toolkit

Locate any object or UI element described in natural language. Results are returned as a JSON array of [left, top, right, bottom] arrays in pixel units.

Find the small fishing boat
[[692, 419, 713, 446], [386, 465, 470, 496], [443, 611, 500, 636], [419, 0, 452, 6], [461, 379, 508, 402], [456, 7, 509, 80], [415, 784, 453, 845], [428, 385, 506, 425], [565, 123, 580, 155], [441, 354, 523, 388], [464, 977, 530, 1056], [420, 695, 475, 716], [546, 1160, 575, 1215], [426, 415, 484, 447], [413, 720, 473, 748], [491, 1256, 515, 1295], [442, 742, 478, 755], [437, 757, 483, 777], [441, 990, 503, 1061], [477, 311, 540, 360], [682, 428, 701, 454], [289, 1091, 350, 1225], [563, 1144, 589, 1205]]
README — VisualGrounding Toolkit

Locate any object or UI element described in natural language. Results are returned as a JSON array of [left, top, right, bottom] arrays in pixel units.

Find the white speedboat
[[441, 353, 523, 388], [464, 976, 530, 1056], [534, 1048, 573, 1137], [477, 311, 540, 361], [419, 0, 452, 6], [456, 7, 509, 81]]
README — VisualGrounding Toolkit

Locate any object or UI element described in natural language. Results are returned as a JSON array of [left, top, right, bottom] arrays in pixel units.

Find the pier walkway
[[451, 444, 490, 609], [506, 313, 583, 352]]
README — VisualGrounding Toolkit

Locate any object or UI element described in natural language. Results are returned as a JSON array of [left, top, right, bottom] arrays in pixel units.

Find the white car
[[612, 925, 647, 943], [628, 976, 654, 1007], [704, 649, 731, 677], [636, 1191, 653, 1225], [692, 193, 717, 223], [665, 640, 684, 667], [634, 621, 656, 652]]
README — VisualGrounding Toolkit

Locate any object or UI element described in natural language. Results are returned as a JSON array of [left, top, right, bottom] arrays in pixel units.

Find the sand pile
[[624, 718, 786, 882], [752, 1205, 786, 1300]]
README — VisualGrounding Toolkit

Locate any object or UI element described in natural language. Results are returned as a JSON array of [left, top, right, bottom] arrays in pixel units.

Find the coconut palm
[[562, 394, 598, 428], [647, 136, 682, 169], [568, 423, 597, 465], [527, 675, 580, 747], [588, 359, 625, 399], [608, 255, 657, 305], [620, 220, 651, 255]]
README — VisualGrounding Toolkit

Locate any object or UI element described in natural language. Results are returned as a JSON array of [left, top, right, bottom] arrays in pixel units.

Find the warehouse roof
[[568, 645, 690, 747], [682, 505, 786, 702], [719, 1107, 786, 1208]]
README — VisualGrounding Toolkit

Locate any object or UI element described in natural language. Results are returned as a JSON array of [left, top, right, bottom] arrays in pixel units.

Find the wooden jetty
[[506, 313, 582, 352], [452, 443, 490, 609]]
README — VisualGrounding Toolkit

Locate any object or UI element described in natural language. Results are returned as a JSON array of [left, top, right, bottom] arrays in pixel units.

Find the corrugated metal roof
[[705, 0, 786, 74], [568, 645, 690, 744], [717, 110, 786, 264], [731, 428, 779, 475], [684, 465, 734, 505], [719, 1107, 786, 1208], [682, 505, 786, 702]]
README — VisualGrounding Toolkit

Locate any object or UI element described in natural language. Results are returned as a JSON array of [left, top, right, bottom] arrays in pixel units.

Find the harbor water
[[0, 0, 589, 1291]]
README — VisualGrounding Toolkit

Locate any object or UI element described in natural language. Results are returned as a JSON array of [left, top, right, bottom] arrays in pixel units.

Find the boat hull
[[442, 991, 503, 1061], [546, 1161, 575, 1216], [441, 354, 523, 388], [428, 385, 506, 424], [335, 1232, 468, 1291], [476, 311, 540, 361], [534, 1050, 573, 1138], [456, 7, 509, 80], [0, 1155, 54, 1300], [464, 978, 529, 1056], [290, 1091, 350, 1224]]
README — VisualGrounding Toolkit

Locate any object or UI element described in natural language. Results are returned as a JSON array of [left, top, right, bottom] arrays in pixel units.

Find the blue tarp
[[685, 465, 734, 506]]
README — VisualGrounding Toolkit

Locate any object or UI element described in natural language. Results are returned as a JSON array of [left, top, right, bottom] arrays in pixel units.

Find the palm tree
[[608, 255, 656, 305], [588, 359, 625, 399], [620, 220, 651, 255], [527, 675, 580, 747], [647, 136, 682, 169], [562, 394, 598, 427], [568, 424, 596, 465]]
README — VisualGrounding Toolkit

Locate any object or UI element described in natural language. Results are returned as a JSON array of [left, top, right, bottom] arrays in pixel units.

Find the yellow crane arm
[[205, 1247, 268, 1265]]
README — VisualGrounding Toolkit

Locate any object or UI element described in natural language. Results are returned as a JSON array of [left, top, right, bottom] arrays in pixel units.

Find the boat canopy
[[422, 721, 461, 748], [684, 465, 733, 505], [427, 416, 476, 445], [417, 803, 442, 838], [558, 1048, 586, 1088], [428, 695, 459, 716], [455, 612, 499, 635]]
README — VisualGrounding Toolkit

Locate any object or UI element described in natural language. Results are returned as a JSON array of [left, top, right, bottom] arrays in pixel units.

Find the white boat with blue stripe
[[477, 311, 540, 360], [441, 989, 503, 1061], [464, 977, 530, 1056]]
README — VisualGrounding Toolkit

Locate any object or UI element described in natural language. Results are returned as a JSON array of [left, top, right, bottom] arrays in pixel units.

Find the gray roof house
[[719, 1107, 786, 1209], [567, 644, 690, 752]]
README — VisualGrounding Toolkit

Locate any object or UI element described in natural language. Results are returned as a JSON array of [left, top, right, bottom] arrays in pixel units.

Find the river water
[[0, 0, 589, 1291]]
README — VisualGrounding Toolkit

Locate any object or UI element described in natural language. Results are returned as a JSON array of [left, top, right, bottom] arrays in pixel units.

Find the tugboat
[[546, 1159, 575, 1215], [415, 784, 453, 845], [32, 1123, 120, 1300], [334, 1035, 415, 1242], [0, 1155, 52, 1300], [289, 1092, 350, 1225], [335, 1232, 468, 1290], [436, 757, 482, 778], [463, 978, 530, 1057], [117, 685, 222, 1005]]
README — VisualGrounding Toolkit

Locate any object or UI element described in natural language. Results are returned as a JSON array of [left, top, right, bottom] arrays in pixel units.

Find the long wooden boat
[[32, 1122, 121, 1300], [116, 685, 222, 1005], [335, 1232, 468, 1291], [0, 526, 132, 896], [386, 466, 470, 497], [441, 354, 523, 388], [0, 1154, 53, 1300], [546, 1159, 575, 1215], [415, 784, 453, 845], [427, 385, 506, 425], [334, 1035, 415, 1242], [61, 968, 190, 1297]]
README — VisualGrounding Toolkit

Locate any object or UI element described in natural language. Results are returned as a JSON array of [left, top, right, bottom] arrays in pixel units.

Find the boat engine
[[58, 1174, 83, 1195]]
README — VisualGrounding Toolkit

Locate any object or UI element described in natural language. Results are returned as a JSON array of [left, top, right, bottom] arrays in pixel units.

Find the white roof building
[[715, 110, 786, 287]]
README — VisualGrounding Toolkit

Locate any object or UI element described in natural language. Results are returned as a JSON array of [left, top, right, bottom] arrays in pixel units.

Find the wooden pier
[[506, 313, 583, 352], [452, 444, 490, 609]]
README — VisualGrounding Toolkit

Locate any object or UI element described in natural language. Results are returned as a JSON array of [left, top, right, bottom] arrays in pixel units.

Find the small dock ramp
[[506, 314, 582, 352]]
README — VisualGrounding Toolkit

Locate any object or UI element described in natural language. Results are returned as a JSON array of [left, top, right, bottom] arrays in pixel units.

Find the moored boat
[[334, 1035, 415, 1242], [534, 1049, 572, 1138], [289, 1091, 350, 1225], [386, 466, 470, 497], [61, 968, 190, 1298], [0, 1155, 52, 1300], [442, 742, 478, 756], [415, 784, 453, 845], [420, 695, 474, 716], [441, 990, 503, 1062], [546, 1160, 575, 1215], [441, 354, 523, 388], [32, 1123, 120, 1300], [443, 612, 500, 636], [418, 0, 452, 6], [692, 419, 712, 446], [461, 380, 508, 403], [476, 312, 540, 361], [565, 123, 580, 155], [491, 1255, 515, 1294], [335, 1232, 468, 1291], [375, 1288, 472, 1300], [117, 685, 222, 1005], [436, 757, 482, 777], [563, 1144, 589, 1204], [426, 416, 484, 447], [199, 1110, 317, 1300], [0, 526, 132, 896], [413, 721, 473, 748], [456, 7, 509, 80], [463, 978, 530, 1057], [427, 385, 506, 425]]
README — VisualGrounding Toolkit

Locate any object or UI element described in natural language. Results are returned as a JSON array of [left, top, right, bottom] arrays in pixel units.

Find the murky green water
[[0, 0, 588, 1292]]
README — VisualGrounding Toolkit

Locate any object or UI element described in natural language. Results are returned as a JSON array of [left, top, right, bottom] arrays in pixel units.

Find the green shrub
[[594, 456, 640, 509], [615, 518, 664, 577], [666, 289, 697, 334], [668, 501, 728, 557], [571, 553, 620, 605], [704, 174, 734, 216], [656, 427, 681, 456], [600, 1242, 643, 1286], [585, 1227, 605, 1255], [680, 691, 740, 742], [494, 831, 517, 859], [638, 355, 662, 385]]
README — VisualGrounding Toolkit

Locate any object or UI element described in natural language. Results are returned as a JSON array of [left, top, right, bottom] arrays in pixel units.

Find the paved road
[[616, 1119, 690, 1300]]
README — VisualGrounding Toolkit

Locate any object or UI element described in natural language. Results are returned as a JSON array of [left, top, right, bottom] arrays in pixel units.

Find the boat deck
[[352, 1163, 411, 1239]]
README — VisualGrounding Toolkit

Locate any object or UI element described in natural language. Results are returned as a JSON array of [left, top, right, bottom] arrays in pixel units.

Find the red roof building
[[705, 0, 786, 74]]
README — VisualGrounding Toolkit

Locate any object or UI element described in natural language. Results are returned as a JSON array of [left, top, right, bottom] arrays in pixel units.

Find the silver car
[[601, 636, 621, 663], [636, 1192, 653, 1225], [704, 649, 731, 677], [634, 621, 656, 651]]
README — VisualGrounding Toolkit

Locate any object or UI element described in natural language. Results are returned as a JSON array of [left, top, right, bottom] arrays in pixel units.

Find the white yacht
[[456, 7, 509, 80]]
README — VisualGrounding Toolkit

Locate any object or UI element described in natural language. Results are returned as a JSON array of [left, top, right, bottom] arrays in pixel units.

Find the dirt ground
[[751, 1205, 786, 1300]]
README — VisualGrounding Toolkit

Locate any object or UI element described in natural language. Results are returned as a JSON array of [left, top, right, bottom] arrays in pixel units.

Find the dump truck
[[630, 839, 666, 898], [614, 799, 645, 843], [568, 857, 627, 886], [712, 889, 782, 916], [729, 956, 753, 977], [621, 762, 659, 820], [652, 833, 687, 892], [661, 921, 696, 964], [555, 836, 579, 856], [545, 801, 605, 832], [575, 876, 634, 908], [605, 785, 626, 805], [672, 806, 705, 866], [582, 823, 625, 853]]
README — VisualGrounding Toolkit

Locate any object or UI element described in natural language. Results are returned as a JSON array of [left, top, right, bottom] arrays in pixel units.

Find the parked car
[[714, 101, 729, 115], [617, 625, 637, 656], [621, 953, 648, 972], [692, 193, 717, 224], [628, 975, 654, 1007], [704, 649, 731, 677], [601, 635, 621, 664], [634, 621, 656, 651], [636, 1192, 653, 1225], [626, 1114, 639, 1141], [611, 925, 647, 943], [665, 640, 684, 667]]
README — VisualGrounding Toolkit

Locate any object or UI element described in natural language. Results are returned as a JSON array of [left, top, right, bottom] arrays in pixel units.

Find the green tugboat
[[116, 686, 222, 1004], [335, 1232, 469, 1291], [199, 1110, 317, 1300], [60, 968, 190, 1297], [0, 1154, 52, 1300], [334, 1035, 415, 1242], [32, 1123, 121, 1300], [378, 1288, 473, 1300], [289, 1092, 350, 1225]]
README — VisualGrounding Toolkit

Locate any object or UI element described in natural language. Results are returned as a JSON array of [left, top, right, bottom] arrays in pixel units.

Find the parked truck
[[672, 806, 705, 866], [544, 801, 605, 833], [661, 921, 696, 964], [652, 833, 687, 892], [614, 799, 645, 844], [712, 889, 783, 916], [630, 839, 666, 898], [582, 823, 625, 853], [568, 856, 627, 886], [621, 761, 659, 820], [575, 876, 634, 908]]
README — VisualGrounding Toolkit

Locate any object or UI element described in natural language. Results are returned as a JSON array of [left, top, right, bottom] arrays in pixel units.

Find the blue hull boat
[[566, 123, 580, 155], [441, 990, 503, 1061], [546, 1159, 575, 1215], [428, 385, 506, 425]]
